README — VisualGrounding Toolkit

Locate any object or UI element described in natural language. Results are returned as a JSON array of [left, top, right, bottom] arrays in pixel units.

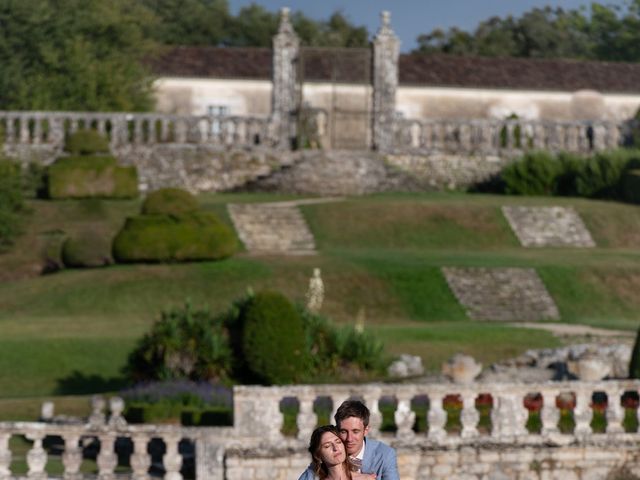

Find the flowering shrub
[[121, 380, 232, 425]]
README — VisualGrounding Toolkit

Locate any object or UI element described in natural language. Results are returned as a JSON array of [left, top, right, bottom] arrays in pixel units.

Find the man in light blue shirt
[[298, 400, 400, 480]]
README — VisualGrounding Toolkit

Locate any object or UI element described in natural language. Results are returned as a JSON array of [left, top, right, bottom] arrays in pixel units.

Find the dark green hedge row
[[498, 149, 640, 203]]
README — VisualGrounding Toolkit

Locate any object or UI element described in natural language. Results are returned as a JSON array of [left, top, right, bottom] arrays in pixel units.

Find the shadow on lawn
[[55, 370, 128, 395]]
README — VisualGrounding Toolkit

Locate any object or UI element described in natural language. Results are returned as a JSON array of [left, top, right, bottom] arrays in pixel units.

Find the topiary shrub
[[621, 169, 640, 204], [141, 188, 199, 216], [240, 291, 310, 384], [501, 151, 565, 195], [47, 155, 138, 199], [64, 129, 110, 155], [125, 302, 233, 382], [574, 150, 633, 199], [0, 159, 27, 250], [61, 229, 113, 268], [629, 326, 640, 379], [112, 211, 237, 263]]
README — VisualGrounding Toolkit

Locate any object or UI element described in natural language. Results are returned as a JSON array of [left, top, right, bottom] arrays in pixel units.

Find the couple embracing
[[298, 400, 399, 480]]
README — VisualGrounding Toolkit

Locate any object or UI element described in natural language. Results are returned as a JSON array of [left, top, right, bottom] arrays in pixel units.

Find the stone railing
[[392, 118, 624, 155], [234, 380, 640, 447], [1, 380, 640, 479], [0, 111, 278, 149]]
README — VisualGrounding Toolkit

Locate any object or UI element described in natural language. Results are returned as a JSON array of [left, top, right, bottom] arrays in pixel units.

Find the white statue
[[306, 268, 324, 313]]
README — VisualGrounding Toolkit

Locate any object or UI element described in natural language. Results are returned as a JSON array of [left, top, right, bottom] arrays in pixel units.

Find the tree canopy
[[413, 1, 640, 62], [0, 0, 157, 111], [0, 0, 369, 111]]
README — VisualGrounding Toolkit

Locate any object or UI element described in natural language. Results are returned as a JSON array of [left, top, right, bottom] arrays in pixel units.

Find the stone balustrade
[[1, 380, 639, 479], [234, 380, 640, 447], [393, 118, 623, 155], [0, 111, 277, 149]]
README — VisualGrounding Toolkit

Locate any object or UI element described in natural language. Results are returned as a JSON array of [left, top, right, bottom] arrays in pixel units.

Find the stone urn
[[442, 354, 482, 384], [567, 355, 611, 381]]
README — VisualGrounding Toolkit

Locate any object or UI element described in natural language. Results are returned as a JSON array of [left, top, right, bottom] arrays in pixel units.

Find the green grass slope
[[1, 192, 639, 406]]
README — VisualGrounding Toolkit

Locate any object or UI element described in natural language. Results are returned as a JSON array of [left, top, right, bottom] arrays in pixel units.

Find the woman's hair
[[308, 425, 353, 480]]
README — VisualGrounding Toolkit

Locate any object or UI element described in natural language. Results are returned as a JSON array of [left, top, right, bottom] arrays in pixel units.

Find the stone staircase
[[442, 267, 560, 321], [502, 206, 595, 247], [227, 202, 316, 254]]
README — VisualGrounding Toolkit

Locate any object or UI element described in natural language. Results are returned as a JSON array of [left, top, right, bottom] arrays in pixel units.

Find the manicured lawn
[[0, 192, 639, 416]]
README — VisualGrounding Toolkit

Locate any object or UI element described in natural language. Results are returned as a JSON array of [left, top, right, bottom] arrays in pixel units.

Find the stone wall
[[224, 443, 640, 480]]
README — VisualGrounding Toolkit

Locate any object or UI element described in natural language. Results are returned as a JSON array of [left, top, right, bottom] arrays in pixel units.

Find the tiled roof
[[399, 53, 640, 93], [150, 46, 640, 93], [150, 46, 272, 79]]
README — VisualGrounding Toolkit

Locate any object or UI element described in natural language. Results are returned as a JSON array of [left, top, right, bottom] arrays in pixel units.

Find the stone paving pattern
[[502, 205, 596, 247], [442, 267, 560, 321], [227, 203, 316, 254]]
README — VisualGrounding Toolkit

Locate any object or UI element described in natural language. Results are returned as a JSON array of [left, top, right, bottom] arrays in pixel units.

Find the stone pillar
[[372, 11, 400, 153], [271, 7, 299, 149]]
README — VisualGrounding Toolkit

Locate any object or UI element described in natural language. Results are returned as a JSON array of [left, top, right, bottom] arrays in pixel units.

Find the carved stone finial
[[377, 11, 394, 36], [278, 7, 293, 34]]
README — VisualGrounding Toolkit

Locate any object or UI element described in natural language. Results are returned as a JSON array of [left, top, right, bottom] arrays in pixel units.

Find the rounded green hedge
[[112, 212, 237, 263], [61, 229, 113, 268], [64, 129, 110, 155], [142, 188, 199, 216], [240, 291, 310, 384]]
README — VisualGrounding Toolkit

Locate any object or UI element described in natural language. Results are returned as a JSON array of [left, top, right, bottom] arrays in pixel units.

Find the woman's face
[[317, 431, 346, 467]]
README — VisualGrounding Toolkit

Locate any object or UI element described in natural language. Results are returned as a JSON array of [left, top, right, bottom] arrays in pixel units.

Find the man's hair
[[334, 400, 370, 428]]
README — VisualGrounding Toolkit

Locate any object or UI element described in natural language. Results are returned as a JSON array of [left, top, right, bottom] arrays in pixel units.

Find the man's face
[[338, 416, 369, 456]]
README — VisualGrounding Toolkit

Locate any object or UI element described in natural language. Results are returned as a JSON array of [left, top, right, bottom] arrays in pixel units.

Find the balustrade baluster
[[134, 120, 144, 144], [97, 433, 117, 480], [363, 391, 383, 437], [147, 118, 157, 144], [573, 390, 593, 438], [460, 393, 480, 438], [0, 433, 11, 480], [459, 123, 471, 152], [592, 124, 605, 151], [330, 394, 348, 426], [96, 119, 106, 136], [26, 431, 47, 480], [5, 116, 15, 144], [163, 434, 183, 480], [297, 391, 318, 442], [62, 434, 82, 480], [427, 393, 447, 441], [394, 393, 416, 441], [410, 122, 420, 148], [540, 390, 560, 436], [32, 117, 42, 144], [607, 123, 621, 148], [69, 119, 79, 134], [490, 392, 528, 439], [420, 123, 431, 150], [130, 433, 151, 480], [160, 119, 170, 142], [172, 119, 184, 143], [19, 116, 30, 143], [605, 388, 625, 434]]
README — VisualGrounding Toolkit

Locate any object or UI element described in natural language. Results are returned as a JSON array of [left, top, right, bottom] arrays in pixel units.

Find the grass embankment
[[1, 192, 640, 416]]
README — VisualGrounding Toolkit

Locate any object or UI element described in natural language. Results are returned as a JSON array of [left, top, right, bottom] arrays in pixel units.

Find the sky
[[228, 0, 599, 51]]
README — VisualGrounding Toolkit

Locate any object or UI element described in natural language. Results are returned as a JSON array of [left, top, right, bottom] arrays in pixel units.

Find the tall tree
[[0, 0, 158, 111], [413, 2, 640, 62], [141, 0, 231, 46]]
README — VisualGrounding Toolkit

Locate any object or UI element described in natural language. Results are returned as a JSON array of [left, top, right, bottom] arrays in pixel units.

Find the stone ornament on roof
[[376, 11, 396, 38], [276, 7, 296, 37]]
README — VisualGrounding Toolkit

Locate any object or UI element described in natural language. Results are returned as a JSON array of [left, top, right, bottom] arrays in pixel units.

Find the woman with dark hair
[[302, 425, 375, 480]]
